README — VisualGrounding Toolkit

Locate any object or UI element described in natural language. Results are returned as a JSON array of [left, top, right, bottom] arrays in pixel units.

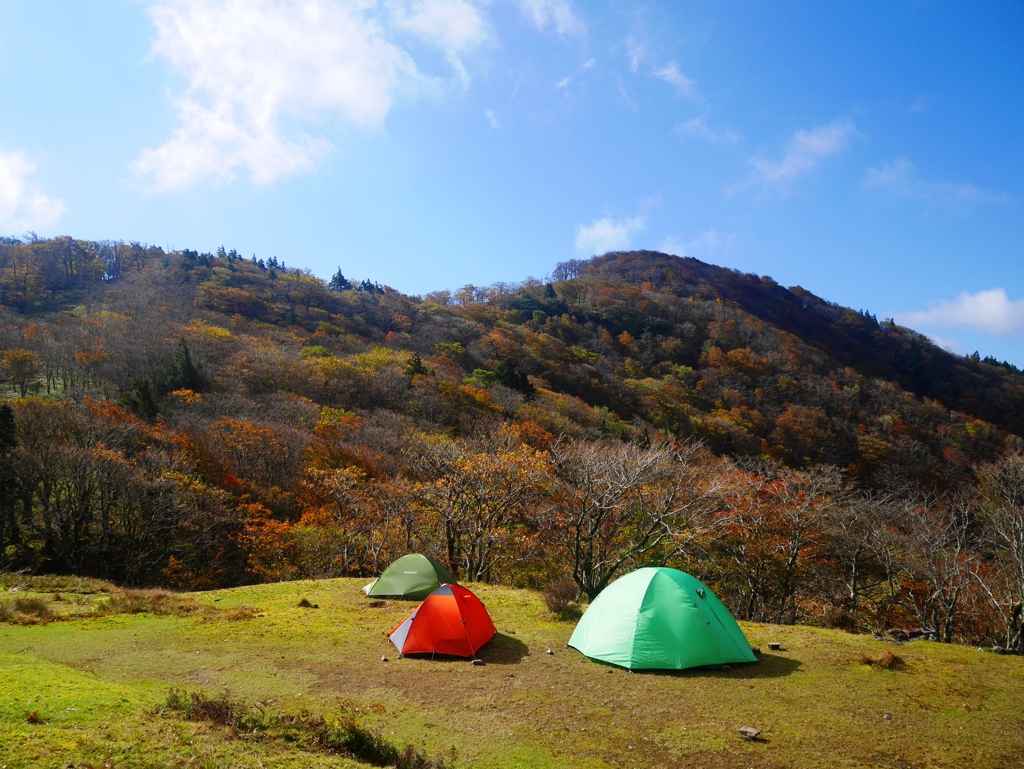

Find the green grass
[[2, 577, 1023, 768]]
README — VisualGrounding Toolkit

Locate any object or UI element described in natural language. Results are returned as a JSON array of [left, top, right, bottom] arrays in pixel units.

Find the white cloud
[[652, 61, 694, 95], [485, 109, 500, 129], [741, 118, 855, 192], [554, 57, 595, 91], [658, 228, 727, 257], [516, 0, 585, 37], [575, 215, 646, 255], [134, 0, 489, 191], [925, 333, 966, 355], [393, 0, 490, 85], [864, 157, 1011, 207], [394, 0, 488, 53], [656, 236, 685, 255], [897, 289, 1024, 336], [685, 228, 721, 252], [624, 35, 646, 73], [0, 150, 67, 232], [674, 117, 740, 144]]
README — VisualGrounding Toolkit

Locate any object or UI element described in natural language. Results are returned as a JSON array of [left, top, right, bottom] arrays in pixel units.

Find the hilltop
[[2, 238, 1020, 475], [580, 251, 1024, 435]]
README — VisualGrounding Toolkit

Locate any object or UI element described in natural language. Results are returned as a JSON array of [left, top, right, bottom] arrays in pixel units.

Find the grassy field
[[2, 576, 1023, 769]]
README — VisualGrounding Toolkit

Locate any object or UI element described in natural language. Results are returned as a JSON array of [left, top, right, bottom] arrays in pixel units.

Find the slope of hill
[[581, 251, 1024, 437], [2, 236, 1024, 652], [2, 576, 1023, 769]]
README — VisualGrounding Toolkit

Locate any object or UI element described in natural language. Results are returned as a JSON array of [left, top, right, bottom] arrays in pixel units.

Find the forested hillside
[[1, 235, 1023, 653]]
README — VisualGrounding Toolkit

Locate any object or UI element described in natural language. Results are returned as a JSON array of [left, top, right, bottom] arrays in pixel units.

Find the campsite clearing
[[1, 577, 1023, 768]]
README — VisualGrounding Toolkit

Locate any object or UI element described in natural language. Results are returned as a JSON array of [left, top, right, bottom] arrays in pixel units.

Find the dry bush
[[543, 576, 579, 615], [218, 606, 261, 622], [101, 589, 202, 617], [858, 649, 904, 670], [99, 589, 259, 621], [0, 574, 112, 595], [0, 596, 53, 624], [164, 688, 456, 768], [822, 607, 857, 632]]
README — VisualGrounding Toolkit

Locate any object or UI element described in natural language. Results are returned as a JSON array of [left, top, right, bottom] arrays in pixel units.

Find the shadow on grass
[[476, 633, 530, 665], [396, 634, 530, 666], [550, 607, 584, 622], [580, 652, 801, 679]]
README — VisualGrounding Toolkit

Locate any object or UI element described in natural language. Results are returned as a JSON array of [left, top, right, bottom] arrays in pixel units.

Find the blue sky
[[1, 1, 1023, 363]]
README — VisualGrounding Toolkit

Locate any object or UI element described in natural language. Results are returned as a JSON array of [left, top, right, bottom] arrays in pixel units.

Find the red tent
[[388, 584, 496, 659]]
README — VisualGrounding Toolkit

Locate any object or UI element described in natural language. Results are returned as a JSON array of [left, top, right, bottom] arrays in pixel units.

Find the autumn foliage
[[1, 238, 1024, 651]]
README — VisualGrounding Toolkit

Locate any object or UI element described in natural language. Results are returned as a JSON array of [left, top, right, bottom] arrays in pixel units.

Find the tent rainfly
[[362, 554, 458, 600], [568, 567, 757, 670], [388, 584, 495, 659]]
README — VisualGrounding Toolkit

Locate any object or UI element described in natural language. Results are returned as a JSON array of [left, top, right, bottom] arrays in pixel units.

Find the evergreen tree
[[0, 404, 19, 554], [157, 338, 206, 395], [0, 405, 15, 454], [121, 379, 160, 421], [329, 268, 352, 291], [494, 358, 533, 395], [405, 353, 429, 381]]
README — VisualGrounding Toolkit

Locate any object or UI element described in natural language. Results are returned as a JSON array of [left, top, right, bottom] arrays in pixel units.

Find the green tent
[[568, 567, 757, 670], [362, 554, 458, 600]]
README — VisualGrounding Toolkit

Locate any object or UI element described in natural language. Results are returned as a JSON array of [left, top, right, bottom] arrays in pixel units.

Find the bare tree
[[825, 490, 901, 620], [720, 463, 841, 623], [897, 490, 980, 643], [542, 439, 720, 600], [978, 453, 1024, 652]]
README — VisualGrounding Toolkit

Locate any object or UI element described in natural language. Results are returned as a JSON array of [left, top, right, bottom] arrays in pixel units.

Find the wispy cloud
[[908, 95, 929, 114], [485, 109, 500, 129], [516, 0, 585, 37], [864, 157, 1011, 208], [674, 117, 740, 144], [575, 214, 646, 255], [897, 289, 1024, 336], [652, 61, 694, 95], [622, 37, 695, 96], [739, 118, 855, 193], [0, 149, 67, 232], [624, 35, 646, 73], [134, 0, 489, 192], [554, 58, 594, 91], [658, 228, 733, 257]]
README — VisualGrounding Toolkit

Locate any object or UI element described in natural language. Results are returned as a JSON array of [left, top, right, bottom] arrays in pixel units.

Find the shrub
[[822, 607, 857, 632], [858, 649, 904, 670], [164, 689, 455, 768], [0, 596, 52, 624], [543, 576, 578, 615], [101, 589, 200, 617]]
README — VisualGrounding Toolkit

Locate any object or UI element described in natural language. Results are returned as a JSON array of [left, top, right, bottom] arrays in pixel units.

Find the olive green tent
[[568, 567, 757, 670], [362, 554, 458, 600]]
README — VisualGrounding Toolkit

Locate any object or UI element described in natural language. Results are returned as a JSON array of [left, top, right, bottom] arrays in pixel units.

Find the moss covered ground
[[1, 577, 1023, 768]]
